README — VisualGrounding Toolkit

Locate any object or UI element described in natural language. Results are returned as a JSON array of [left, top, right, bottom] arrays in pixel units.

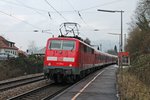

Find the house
[[0, 36, 18, 59]]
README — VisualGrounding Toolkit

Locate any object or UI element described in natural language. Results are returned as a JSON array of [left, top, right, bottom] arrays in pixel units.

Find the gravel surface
[[0, 80, 50, 100], [0, 73, 43, 84]]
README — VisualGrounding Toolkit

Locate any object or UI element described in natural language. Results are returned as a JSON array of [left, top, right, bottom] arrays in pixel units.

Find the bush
[[0, 55, 44, 81], [128, 54, 150, 86]]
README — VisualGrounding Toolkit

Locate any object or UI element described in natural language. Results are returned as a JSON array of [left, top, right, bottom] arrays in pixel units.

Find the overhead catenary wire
[[44, 0, 68, 21], [4, 0, 66, 33], [1, 0, 125, 14], [65, 0, 95, 28], [77, 11, 88, 25], [77, 11, 100, 39], [0, 0, 126, 32], [0, 0, 49, 12], [65, 0, 87, 24], [48, 12, 52, 20], [65, 0, 91, 37], [15, 0, 60, 29], [15, 0, 47, 17], [65, 0, 77, 12], [0, 10, 41, 30], [65, 0, 100, 41], [1, 0, 74, 14], [80, 0, 124, 11], [0, 0, 53, 25]]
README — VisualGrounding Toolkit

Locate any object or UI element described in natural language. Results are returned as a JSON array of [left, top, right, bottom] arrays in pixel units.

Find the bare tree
[[27, 41, 38, 54], [84, 37, 91, 45], [126, 0, 150, 57], [135, 0, 150, 32]]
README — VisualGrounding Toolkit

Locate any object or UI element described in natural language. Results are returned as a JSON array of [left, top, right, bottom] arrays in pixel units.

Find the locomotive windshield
[[49, 40, 75, 50]]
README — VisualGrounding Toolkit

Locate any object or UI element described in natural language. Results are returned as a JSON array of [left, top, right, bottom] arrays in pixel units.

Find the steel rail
[[8, 82, 71, 100], [0, 74, 44, 91]]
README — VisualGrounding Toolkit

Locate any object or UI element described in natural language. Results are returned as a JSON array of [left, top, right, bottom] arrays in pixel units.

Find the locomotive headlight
[[48, 63, 51, 66], [69, 64, 72, 67]]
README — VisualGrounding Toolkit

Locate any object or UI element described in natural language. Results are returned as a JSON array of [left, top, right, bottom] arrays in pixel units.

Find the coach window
[[86, 47, 89, 52], [49, 40, 62, 50], [98, 55, 100, 60], [101, 55, 103, 60], [87, 47, 90, 53], [84, 45, 87, 52], [87, 47, 91, 53], [92, 49, 94, 54], [80, 44, 84, 52]]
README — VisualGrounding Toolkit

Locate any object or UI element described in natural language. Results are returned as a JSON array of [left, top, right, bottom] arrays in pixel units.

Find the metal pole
[[120, 11, 124, 86], [120, 11, 123, 52], [124, 34, 126, 51]]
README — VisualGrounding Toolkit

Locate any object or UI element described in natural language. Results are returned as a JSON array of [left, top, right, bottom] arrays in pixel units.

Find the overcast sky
[[0, 0, 139, 51]]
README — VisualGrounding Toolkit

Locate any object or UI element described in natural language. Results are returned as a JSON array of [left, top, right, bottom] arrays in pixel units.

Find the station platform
[[52, 65, 118, 100]]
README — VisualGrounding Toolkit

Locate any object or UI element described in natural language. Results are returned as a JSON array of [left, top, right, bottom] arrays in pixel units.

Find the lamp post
[[33, 30, 54, 37], [97, 9, 124, 52], [97, 9, 124, 82]]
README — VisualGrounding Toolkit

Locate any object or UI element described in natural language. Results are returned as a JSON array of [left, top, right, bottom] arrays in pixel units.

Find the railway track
[[0, 74, 44, 92], [6, 67, 107, 100], [8, 82, 71, 100], [7, 70, 103, 100]]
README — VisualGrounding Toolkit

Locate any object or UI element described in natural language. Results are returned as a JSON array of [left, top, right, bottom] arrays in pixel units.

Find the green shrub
[[128, 54, 150, 86], [0, 55, 44, 81]]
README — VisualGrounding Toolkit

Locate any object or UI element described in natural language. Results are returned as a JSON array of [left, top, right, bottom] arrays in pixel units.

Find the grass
[[117, 69, 150, 100]]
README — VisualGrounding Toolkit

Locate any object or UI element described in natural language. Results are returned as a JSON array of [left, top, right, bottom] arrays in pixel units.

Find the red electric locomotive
[[43, 22, 117, 83], [43, 36, 117, 83]]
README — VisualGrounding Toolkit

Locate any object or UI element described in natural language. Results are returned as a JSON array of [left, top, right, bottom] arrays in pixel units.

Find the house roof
[[0, 36, 18, 50]]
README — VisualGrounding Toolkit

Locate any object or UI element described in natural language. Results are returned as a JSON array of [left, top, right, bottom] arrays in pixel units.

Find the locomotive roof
[[48, 36, 94, 48]]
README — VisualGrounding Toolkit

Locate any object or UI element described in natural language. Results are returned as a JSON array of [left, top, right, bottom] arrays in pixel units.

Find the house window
[[9, 43, 14, 47]]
